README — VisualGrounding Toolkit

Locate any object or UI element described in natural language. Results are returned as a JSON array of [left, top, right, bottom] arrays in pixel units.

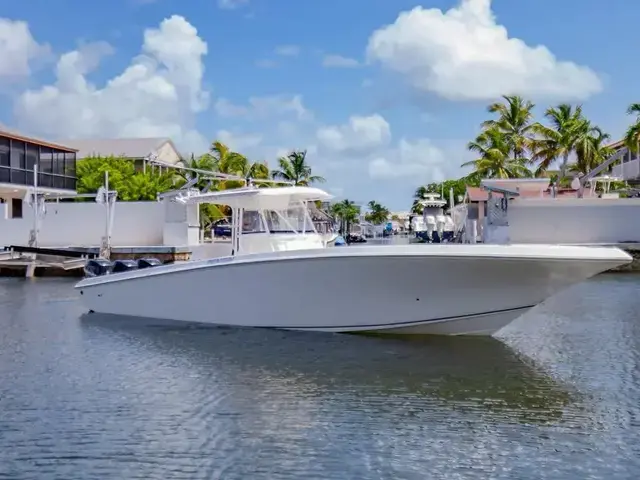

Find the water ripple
[[1, 276, 639, 478]]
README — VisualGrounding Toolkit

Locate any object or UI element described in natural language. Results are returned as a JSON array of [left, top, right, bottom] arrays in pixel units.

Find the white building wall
[[507, 198, 640, 244], [154, 141, 181, 165], [0, 200, 198, 247], [612, 158, 640, 180]]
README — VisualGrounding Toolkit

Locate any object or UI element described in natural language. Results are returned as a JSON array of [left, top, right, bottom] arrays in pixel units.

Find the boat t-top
[[75, 182, 631, 336]]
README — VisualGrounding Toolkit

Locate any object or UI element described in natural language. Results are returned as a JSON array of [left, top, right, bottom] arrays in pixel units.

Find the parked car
[[212, 219, 232, 238]]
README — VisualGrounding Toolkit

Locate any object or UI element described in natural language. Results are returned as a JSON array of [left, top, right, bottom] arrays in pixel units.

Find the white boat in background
[[75, 185, 632, 336], [414, 193, 455, 242]]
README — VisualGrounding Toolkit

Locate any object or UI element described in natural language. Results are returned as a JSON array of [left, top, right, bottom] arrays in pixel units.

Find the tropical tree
[[76, 155, 135, 196], [272, 150, 325, 185], [123, 171, 175, 201], [76, 155, 175, 201], [481, 95, 535, 161], [178, 153, 217, 190], [462, 128, 532, 180], [239, 160, 271, 187], [365, 200, 390, 225], [529, 104, 593, 179], [330, 199, 359, 235], [208, 141, 253, 190], [570, 127, 613, 176], [624, 103, 640, 153]]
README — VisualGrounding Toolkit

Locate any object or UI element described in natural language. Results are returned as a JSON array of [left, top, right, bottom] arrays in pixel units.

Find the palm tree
[[240, 160, 271, 187], [570, 127, 613, 176], [209, 140, 273, 189], [330, 199, 359, 236], [208, 141, 250, 189], [365, 200, 390, 225], [482, 95, 535, 161], [272, 150, 325, 185], [462, 128, 532, 180], [624, 103, 640, 153], [176, 153, 227, 229], [177, 153, 217, 190], [530, 104, 591, 179]]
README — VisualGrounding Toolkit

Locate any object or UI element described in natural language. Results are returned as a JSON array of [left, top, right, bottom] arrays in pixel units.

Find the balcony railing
[[0, 166, 76, 190], [612, 158, 640, 180]]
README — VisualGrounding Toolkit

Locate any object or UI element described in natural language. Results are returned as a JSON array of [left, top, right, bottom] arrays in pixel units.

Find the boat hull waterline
[[75, 244, 632, 336]]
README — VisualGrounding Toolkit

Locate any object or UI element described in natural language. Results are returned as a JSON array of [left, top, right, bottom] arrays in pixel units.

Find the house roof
[[466, 186, 594, 202], [0, 125, 78, 152], [56, 137, 174, 159], [608, 139, 625, 150]]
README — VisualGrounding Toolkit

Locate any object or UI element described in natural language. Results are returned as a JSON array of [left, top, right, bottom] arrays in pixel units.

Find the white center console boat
[[75, 185, 632, 336]]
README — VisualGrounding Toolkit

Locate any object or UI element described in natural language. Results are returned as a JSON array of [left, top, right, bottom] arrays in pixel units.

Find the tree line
[[76, 140, 393, 230], [411, 96, 640, 213]]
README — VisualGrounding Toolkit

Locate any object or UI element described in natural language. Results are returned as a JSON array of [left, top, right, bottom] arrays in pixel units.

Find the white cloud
[[275, 45, 300, 57], [218, 0, 249, 10], [207, 109, 458, 207], [316, 114, 391, 153], [314, 114, 455, 183], [322, 54, 360, 68], [368, 138, 446, 180], [366, 0, 602, 101], [0, 18, 51, 80], [216, 129, 264, 150], [214, 94, 311, 120], [255, 59, 277, 69], [14, 15, 210, 153]]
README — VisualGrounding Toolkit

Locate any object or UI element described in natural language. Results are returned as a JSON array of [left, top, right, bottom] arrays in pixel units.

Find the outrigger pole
[[145, 154, 295, 187]]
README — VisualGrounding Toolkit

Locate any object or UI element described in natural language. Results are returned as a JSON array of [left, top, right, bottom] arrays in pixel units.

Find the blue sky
[[0, 0, 638, 210]]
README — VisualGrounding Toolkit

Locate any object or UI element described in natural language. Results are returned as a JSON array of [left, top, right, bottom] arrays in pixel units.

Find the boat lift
[[2, 166, 117, 275]]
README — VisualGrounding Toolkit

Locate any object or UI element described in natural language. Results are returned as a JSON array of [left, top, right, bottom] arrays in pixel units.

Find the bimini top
[[179, 186, 333, 210]]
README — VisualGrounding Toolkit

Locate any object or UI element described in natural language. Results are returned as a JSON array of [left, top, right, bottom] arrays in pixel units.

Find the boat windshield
[[241, 203, 315, 234]]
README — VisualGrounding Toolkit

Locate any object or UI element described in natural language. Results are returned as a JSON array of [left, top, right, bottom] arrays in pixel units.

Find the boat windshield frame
[[241, 201, 318, 236], [178, 186, 332, 255]]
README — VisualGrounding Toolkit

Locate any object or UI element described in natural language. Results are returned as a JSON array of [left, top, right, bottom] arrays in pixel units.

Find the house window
[[0, 137, 9, 167], [64, 152, 76, 177], [11, 198, 22, 219], [53, 150, 65, 175], [10, 140, 25, 169], [25, 143, 38, 171], [40, 147, 53, 173]]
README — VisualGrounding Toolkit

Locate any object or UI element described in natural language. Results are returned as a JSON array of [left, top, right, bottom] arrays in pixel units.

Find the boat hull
[[75, 244, 631, 336]]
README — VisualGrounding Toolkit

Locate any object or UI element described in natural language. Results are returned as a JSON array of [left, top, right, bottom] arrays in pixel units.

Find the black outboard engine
[[111, 259, 139, 274], [84, 258, 113, 277], [137, 257, 162, 269]]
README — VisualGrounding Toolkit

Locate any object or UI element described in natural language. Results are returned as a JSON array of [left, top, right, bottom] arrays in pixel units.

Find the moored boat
[[75, 185, 632, 336]]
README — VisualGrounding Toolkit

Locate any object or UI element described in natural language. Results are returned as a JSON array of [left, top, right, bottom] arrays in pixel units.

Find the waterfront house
[[462, 179, 599, 240], [56, 137, 182, 173], [0, 127, 78, 219], [609, 139, 640, 184]]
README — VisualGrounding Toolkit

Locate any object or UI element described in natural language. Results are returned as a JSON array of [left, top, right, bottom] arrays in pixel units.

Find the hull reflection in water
[[82, 313, 576, 425]]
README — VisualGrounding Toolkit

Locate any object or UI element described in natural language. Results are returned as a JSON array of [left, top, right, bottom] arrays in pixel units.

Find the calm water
[[1, 276, 640, 479]]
